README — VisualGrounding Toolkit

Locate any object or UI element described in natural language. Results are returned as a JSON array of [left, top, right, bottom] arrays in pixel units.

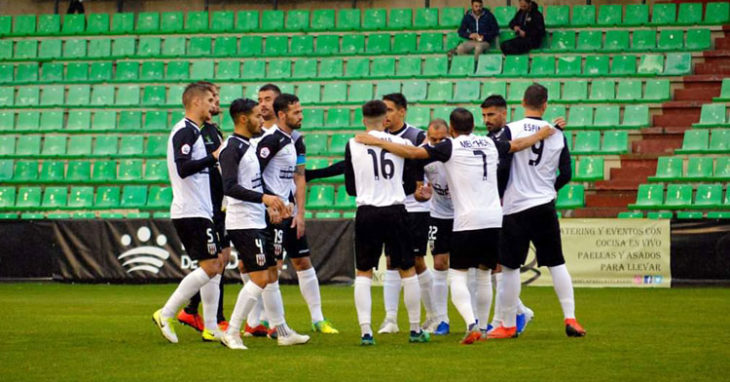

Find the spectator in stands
[[67, 0, 85, 14], [501, 0, 545, 55], [449, 0, 499, 59]]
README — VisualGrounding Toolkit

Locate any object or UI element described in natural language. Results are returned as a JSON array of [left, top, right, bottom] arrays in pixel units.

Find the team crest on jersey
[[207, 243, 217, 255], [274, 243, 283, 257], [256, 253, 266, 266], [181, 144, 191, 155], [260, 147, 271, 158]]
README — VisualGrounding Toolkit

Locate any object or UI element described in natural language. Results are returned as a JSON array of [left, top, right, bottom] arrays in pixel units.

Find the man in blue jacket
[[451, 0, 499, 59]]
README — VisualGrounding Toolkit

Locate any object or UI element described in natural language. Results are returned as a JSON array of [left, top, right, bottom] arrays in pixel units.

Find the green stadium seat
[[66, 136, 92, 157], [631, 30, 656, 52], [334, 185, 356, 209], [16, 86, 40, 107], [651, 3, 677, 25], [629, 184, 664, 209], [212, 36, 237, 57], [87, 14, 109, 34], [315, 35, 339, 56], [649, 156, 683, 181], [643, 80, 669, 102], [561, 81, 588, 103], [146, 186, 172, 209], [12, 14, 37, 36], [388, 8, 412, 30], [12, 160, 39, 182], [239, 36, 262, 57], [66, 110, 91, 132], [87, 39, 111, 60], [530, 56, 555, 77], [426, 81, 452, 103], [692, 184, 722, 209], [0, 160, 11, 182], [143, 111, 167, 132], [657, 30, 683, 51], [572, 5, 596, 26], [209, 11, 234, 33], [42, 186, 68, 209], [291, 59, 316, 80], [375, 81, 401, 99], [38, 14, 60, 35], [325, 108, 350, 128], [91, 160, 116, 182], [285, 10, 309, 32], [663, 184, 692, 209], [0, 40, 10, 60], [93, 136, 118, 156], [264, 36, 288, 56], [664, 53, 691, 75], [111, 13, 135, 34], [311, 9, 335, 31], [363, 8, 387, 31], [494, 6, 515, 28], [572, 131, 600, 154], [139, 62, 163, 82], [185, 11, 209, 33], [474, 55, 502, 77], [684, 157, 714, 181], [403, 80, 427, 102], [235, 10, 258, 32], [507, 81, 531, 103], [686, 29, 711, 51], [418, 32, 443, 53], [580, 55, 607, 77], [66, 62, 89, 83], [37, 40, 59, 60], [116, 85, 140, 106], [344, 58, 369, 79], [117, 159, 142, 182], [321, 83, 347, 105], [41, 136, 66, 157], [218, 84, 242, 106], [676, 129, 709, 154], [16, 111, 39, 131], [423, 56, 448, 78], [95, 186, 120, 209], [40, 111, 63, 132], [118, 136, 144, 157], [714, 157, 730, 180], [90, 85, 113, 106], [16, 187, 42, 209], [449, 56, 474, 77], [367, 33, 391, 54], [415, 8, 439, 29], [371, 57, 395, 78], [594, 106, 619, 128], [676, 3, 704, 25], [576, 31, 602, 52], [145, 136, 167, 157], [0, 86, 14, 107], [115, 61, 139, 82], [395, 57, 421, 78], [66, 85, 90, 107], [188, 36, 212, 57], [118, 111, 142, 131], [190, 60, 214, 80], [290, 35, 314, 56], [543, 105, 566, 123], [215, 61, 239, 81], [136, 12, 159, 34], [237, 61, 263, 81], [0, 135, 15, 155], [137, 37, 161, 58], [341, 35, 365, 55], [556, 184, 584, 209], [0, 111, 12, 131], [550, 31, 575, 52], [38, 85, 63, 108], [709, 129, 730, 153], [0, 64, 12, 84], [16, 63, 39, 84], [597, 4, 622, 26], [545, 6, 569, 27], [40, 63, 63, 83], [165, 85, 184, 107], [694, 104, 728, 127], [144, 160, 168, 182], [328, 133, 353, 155], [302, 109, 324, 130], [112, 37, 135, 58], [261, 10, 284, 32], [0, 186, 15, 209], [705, 2, 730, 25], [611, 55, 637, 76], [604, 30, 629, 52], [305, 135, 328, 156], [500, 55, 528, 77], [637, 54, 664, 75], [616, 80, 641, 103], [336, 9, 361, 31], [452, 81, 481, 103], [15, 40, 38, 60], [307, 185, 335, 210], [159, 12, 182, 33], [348, 82, 374, 105], [618, 211, 644, 218], [623, 105, 650, 128], [0, 15, 9, 37], [601, 131, 629, 154], [575, 157, 604, 181], [567, 106, 593, 128]]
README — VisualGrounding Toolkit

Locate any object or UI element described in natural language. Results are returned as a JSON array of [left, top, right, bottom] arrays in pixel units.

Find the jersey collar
[[388, 123, 409, 136], [184, 117, 201, 130], [232, 133, 250, 142], [525, 116, 543, 121]]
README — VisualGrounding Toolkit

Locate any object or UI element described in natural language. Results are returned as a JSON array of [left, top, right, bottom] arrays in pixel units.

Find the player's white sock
[[297, 267, 324, 323], [475, 269, 492, 331], [432, 269, 449, 323], [417, 269, 436, 320], [247, 296, 263, 327], [402, 275, 422, 332], [517, 299, 528, 315], [161, 268, 211, 318], [383, 270, 401, 321], [200, 274, 221, 330], [549, 264, 576, 319], [491, 272, 504, 327], [449, 269, 476, 329], [227, 281, 264, 335], [241, 273, 251, 283], [467, 268, 478, 317], [354, 276, 373, 336], [499, 267, 521, 327], [262, 280, 285, 328]]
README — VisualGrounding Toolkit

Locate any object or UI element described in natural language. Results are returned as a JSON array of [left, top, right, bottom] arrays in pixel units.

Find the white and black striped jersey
[[389, 123, 430, 213], [344, 130, 416, 207], [255, 126, 306, 205], [425, 134, 510, 231], [503, 118, 571, 215], [219, 134, 266, 230], [167, 117, 216, 220], [422, 146, 453, 219]]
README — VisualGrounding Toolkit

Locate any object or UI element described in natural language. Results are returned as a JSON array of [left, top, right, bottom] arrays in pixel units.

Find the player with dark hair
[[152, 82, 224, 344], [256, 94, 339, 334], [347, 100, 430, 346], [488, 84, 585, 339], [257, 83, 282, 134], [355, 107, 555, 344]]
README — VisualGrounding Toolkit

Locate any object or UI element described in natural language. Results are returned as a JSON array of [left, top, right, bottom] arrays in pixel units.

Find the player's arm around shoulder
[[508, 125, 556, 153], [354, 133, 430, 159]]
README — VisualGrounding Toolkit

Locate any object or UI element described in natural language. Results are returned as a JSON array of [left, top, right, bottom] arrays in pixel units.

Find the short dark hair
[[229, 98, 258, 122], [362, 100, 387, 118], [273, 93, 299, 115], [472, 0, 483, 4], [182, 82, 212, 107], [523, 83, 548, 109], [259, 83, 281, 95], [481, 95, 507, 109], [450, 108, 474, 134], [382, 93, 408, 110], [429, 118, 448, 130]]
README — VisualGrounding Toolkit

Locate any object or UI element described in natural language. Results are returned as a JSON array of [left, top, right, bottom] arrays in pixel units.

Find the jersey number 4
[[529, 141, 544, 166], [367, 149, 395, 180]]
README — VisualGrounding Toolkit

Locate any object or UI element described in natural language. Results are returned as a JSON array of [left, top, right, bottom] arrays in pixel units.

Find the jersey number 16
[[367, 149, 395, 180]]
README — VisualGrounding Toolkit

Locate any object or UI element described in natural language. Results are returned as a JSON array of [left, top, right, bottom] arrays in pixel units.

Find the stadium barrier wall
[[0, 219, 727, 286]]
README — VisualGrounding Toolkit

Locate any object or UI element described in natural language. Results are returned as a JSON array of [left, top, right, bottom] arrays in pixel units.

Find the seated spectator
[[501, 0, 545, 55], [450, 0, 499, 59]]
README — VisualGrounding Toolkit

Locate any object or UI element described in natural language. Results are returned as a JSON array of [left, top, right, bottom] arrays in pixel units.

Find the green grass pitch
[[1, 283, 729, 381]]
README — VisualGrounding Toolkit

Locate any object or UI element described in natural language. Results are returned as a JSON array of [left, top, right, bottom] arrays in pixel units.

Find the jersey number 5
[[367, 149, 395, 180], [529, 141, 544, 166]]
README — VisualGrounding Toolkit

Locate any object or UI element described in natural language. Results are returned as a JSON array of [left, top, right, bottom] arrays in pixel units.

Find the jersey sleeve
[[344, 142, 356, 196], [306, 160, 345, 182], [172, 127, 216, 179], [554, 135, 572, 191], [490, 136, 512, 157], [424, 139, 452, 163], [219, 142, 264, 203], [415, 129, 426, 146], [255, 134, 282, 170], [295, 135, 306, 166]]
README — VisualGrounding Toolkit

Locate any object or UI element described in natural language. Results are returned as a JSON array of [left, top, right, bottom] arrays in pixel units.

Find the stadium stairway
[[575, 18, 730, 218]]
